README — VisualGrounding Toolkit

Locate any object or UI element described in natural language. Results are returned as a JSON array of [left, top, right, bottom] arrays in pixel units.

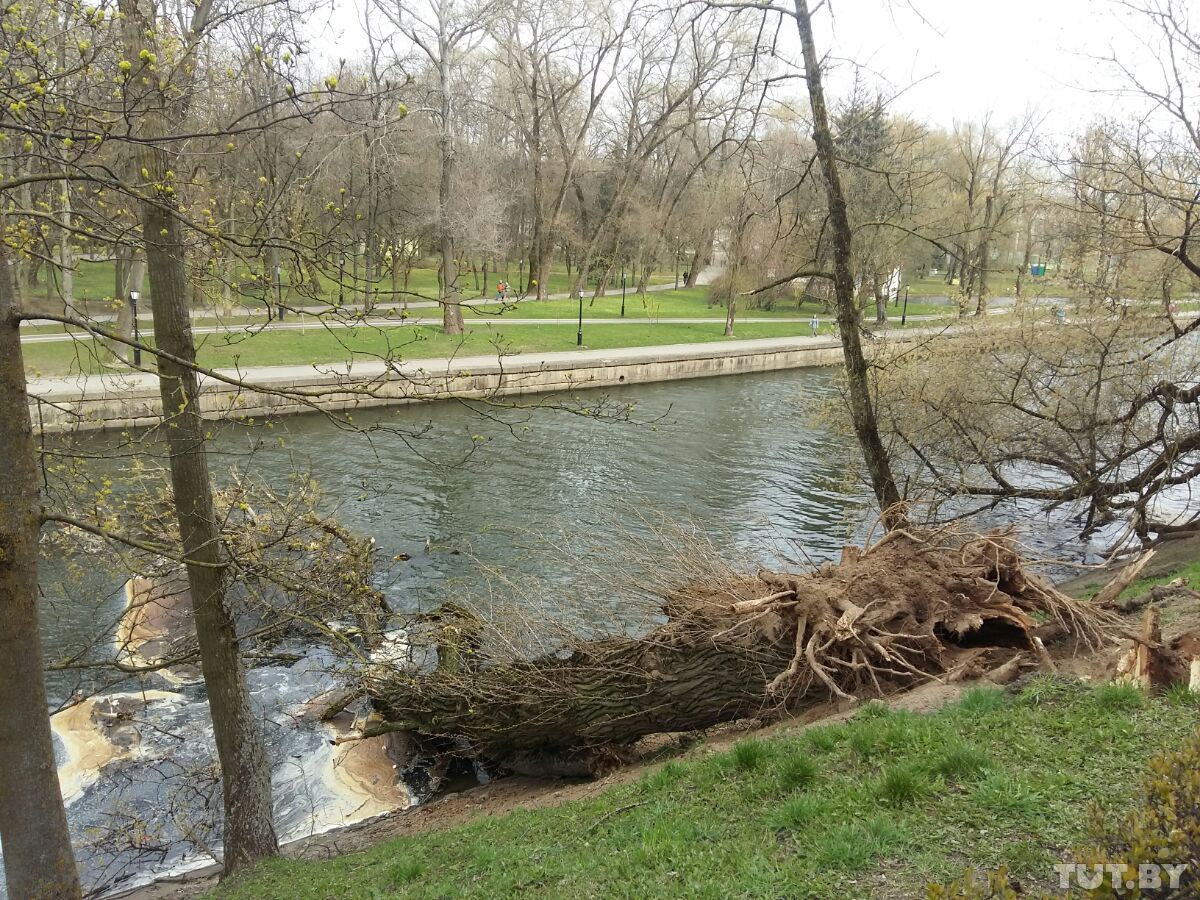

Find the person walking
[[809, 313, 819, 336]]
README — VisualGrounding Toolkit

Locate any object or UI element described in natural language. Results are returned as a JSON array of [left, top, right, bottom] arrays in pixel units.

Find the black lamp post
[[129, 289, 142, 367], [275, 264, 284, 321], [620, 265, 626, 318], [900, 287, 909, 327], [577, 290, 584, 346]]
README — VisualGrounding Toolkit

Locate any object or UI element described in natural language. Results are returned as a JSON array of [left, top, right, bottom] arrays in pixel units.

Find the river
[[19, 368, 1109, 897]]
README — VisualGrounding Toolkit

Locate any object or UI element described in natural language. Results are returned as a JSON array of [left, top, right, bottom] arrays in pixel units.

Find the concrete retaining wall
[[26, 337, 859, 433]]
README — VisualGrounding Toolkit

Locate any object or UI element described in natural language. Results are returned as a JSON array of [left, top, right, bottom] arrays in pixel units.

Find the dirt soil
[[116, 543, 1200, 900]]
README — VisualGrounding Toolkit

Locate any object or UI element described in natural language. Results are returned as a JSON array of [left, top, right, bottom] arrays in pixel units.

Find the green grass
[[212, 677, 1198, 899], [20, 320, 825, 377], [469, 287, 950, 320], [1120, 556, 1200, 601], [31, 259, 674, 306]]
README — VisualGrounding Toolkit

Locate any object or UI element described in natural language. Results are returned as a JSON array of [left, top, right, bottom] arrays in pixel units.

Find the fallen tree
[[360, 530, 1119, 776]]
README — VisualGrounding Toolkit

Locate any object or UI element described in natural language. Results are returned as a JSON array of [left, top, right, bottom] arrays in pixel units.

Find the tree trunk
[[139, 185, 280, 875], [57, 185, 74, 310], [0, 254, 82, 899], [118, 0, 278, 873], [365, 532, 1114, 775], [974, 195, 994, 316], [793, 0, 905, 528], [438, 33, 463, 334], [55, 22, 73, 312], [686, 235, 711, 289], [1015, 213, 1034, 305]]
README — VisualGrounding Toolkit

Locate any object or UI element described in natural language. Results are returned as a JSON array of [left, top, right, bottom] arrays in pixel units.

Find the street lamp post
[[620, 265, 626, 318], [577, 290, 584, 346], [275, 264, 284, 321], [129, 289, 142, 367]]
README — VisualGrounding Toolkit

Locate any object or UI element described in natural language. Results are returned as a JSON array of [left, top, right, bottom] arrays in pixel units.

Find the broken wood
[[984, 653, 1030, 686], [1094, 550, 1156, 608], [1115, 606, 1164, 688]]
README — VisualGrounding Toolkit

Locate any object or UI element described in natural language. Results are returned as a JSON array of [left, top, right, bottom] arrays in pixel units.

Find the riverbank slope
[[118, 542, 1200, 900]]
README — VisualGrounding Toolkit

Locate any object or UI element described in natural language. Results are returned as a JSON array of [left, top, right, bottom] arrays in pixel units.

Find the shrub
[[933, 725, 1200, 898], [1072, 725, 1200, 897], [927, 866, 1023, 899]]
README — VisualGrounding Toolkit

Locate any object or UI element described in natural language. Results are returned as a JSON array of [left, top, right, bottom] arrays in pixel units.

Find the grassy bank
[[214, 679, 1198, 899], [21, 320, 834, 376], [468, 287, 949, 320]]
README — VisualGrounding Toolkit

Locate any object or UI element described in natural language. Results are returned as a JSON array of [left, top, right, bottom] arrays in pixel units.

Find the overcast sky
[[319, 0, 1163, 133], [813, 0, 1154, 129]]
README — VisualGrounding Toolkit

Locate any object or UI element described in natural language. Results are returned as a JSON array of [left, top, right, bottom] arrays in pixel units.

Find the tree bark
[[118, 0, 278, 873], [793, 0, 905, 528], [1015, 212, 1034, 305], [686, 230, 713, 288], [438, 23, 463, 333], [974, 194, 994, 316], [366, 532, 1114, 774], [0, 253, 82, 899]]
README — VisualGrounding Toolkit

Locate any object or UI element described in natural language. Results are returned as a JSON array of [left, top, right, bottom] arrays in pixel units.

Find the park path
[[25, 330, 933, 400], [18, 313, 949, 344]]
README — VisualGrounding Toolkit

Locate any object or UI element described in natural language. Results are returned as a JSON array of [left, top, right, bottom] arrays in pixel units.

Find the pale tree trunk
[[686, 231, 713, 288], [115, 246, 128, 300], [57, 186, 73, 310], [438, 22, 463, 333], [0, 254, 82, 899], [112, 253, 145, 364], [974, 194, 994, 316], [55, 20, 73, 311], [571, 181, 591, 298], [794, 0, 905, 528], [118, 0, 278, 873], [1015, 212, 1034, 306], [873, 275, 888, 325]]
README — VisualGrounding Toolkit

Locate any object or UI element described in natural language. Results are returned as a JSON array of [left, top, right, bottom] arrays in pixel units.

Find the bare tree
[[115, 0, 280, 871]]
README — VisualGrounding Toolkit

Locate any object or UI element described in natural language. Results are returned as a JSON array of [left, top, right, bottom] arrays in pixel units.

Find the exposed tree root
[[362, 529, 1121, 776]]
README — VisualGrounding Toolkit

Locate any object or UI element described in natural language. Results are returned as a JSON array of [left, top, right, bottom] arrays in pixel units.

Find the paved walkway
[[26, 329, 948, 403], [18, 313, 949, 344]]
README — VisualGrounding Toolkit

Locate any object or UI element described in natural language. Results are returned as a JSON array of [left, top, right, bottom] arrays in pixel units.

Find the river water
[[18, 368, 1109, 896]]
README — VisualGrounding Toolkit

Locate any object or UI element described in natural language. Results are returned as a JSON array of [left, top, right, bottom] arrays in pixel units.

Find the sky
[[812, 0, 1156, 129], [318, 0, 1168, 133]]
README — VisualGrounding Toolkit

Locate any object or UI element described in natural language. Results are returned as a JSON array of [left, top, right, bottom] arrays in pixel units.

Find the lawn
[[904, 273, 1067, 300], [32, 259, 675, 306], [467, 287, 949, 320], [213, 678, 1200, 899], [20, 320, 824, 377]]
